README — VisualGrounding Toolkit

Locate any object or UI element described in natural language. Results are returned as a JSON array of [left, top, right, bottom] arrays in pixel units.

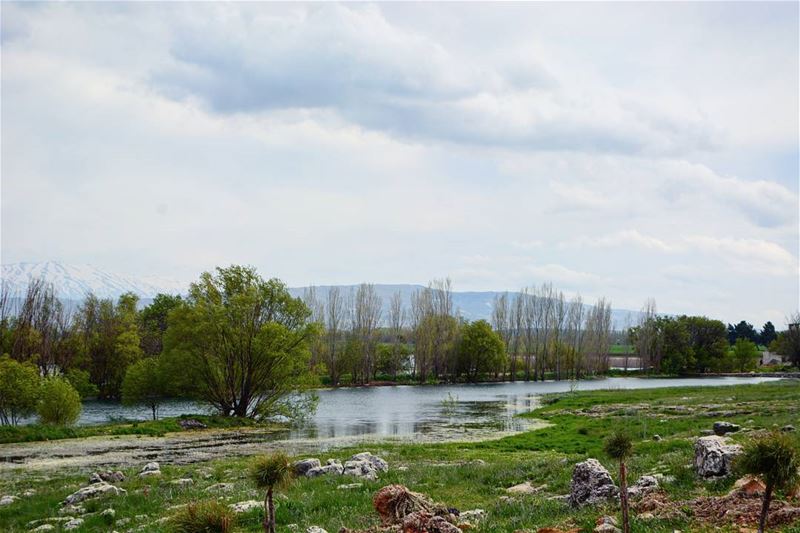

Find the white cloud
[[1, 2, 797, 325]]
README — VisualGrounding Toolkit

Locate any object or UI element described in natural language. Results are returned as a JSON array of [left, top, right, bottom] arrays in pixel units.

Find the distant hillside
[[2, 262, 641, 328]]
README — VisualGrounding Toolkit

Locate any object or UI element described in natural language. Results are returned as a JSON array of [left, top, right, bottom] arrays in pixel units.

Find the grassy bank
[[1, 380, 799, 532], [0, 414, 273, 444]]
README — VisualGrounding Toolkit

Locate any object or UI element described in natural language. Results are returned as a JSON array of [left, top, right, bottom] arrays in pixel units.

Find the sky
[[1, 2, 798, 325]]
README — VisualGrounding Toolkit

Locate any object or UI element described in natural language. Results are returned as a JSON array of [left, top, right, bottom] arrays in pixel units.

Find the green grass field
[[1, 380, 799, 532]]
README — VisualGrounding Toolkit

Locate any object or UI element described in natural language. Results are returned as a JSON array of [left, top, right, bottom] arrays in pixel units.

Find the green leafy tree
[[736, 431, 800, 533], [164, 266, 317, 418], [456, 320, 506, 382], [678, 315, 728, 372], [0, 356, 41, 425], [121, 357, 171, 420], [37, 376, 82, 426], [604, 431, 633, 533], [729, 320, 758, 345], [65, 368, 99, 399], [139, 294, 183, 356], [249, 452, 292, 533], [76, 293, 143, 399], [759, 322, 777, 347], [659, 317, 693, 374], [733, 338, 759, 372]]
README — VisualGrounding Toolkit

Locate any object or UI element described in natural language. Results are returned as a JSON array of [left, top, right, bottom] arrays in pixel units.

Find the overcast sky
[[1, 2, 798, 325]]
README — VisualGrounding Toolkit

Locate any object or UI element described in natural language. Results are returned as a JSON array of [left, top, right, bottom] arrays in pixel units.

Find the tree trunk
[[262, 488, 269, 533], [619, 461, 630, 533], [267, 487, 276, 533], [758, 483, 773, 533]]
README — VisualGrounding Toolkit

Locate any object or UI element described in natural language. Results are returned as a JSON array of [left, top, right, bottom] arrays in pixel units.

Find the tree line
[[630, 299, 800, 374], [1, 266, 798, 425]]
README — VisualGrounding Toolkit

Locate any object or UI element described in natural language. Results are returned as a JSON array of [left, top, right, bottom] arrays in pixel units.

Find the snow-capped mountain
[[1, 262, 188, 300], [2, 262, 641, 328]]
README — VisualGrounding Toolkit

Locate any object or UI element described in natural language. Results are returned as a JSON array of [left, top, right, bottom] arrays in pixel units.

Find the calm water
[[67, 376, 779, 439]]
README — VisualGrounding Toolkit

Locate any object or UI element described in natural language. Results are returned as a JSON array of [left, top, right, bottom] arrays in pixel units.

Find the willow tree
[[164, 266, 317, 418]]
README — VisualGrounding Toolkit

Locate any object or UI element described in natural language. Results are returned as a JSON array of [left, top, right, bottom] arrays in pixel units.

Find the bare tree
[[352, 284, 382, 383], [492, 293, 511, 380], [387, 290, 407, 379], [324, 287, 346, 385]]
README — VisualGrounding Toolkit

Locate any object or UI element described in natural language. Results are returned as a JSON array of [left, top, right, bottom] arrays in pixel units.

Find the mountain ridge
[[1, 261, 640, 328]]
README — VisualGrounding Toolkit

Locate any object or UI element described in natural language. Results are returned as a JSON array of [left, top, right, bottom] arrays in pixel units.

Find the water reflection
[[47, 377, 781, 442]]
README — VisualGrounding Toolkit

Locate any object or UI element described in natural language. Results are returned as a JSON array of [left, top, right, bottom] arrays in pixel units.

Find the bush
[[170, 501, 235, 533], [0, 356, 41, 425], [65, 368, 99, 399], [37, 377, 82, 426]]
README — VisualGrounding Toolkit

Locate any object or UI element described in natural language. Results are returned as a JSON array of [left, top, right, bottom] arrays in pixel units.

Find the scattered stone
[[397, 466, 409, 471], [349, 452, 389, 472], [694, 436, 742, 478], [373, 485, 434, 525], [116, 518, 130, 526], [293, 458, 322, 476], [700, 429, 715, 436], [63, 518, 84, 530], [729, 475, 766, 497], [30, 525, 55, 532], [781, 425, 796, 432], [652, 434, 662, 441], [230, 500, 262, 513], [307, 460, 344, 477], [638, 512, 655, 520], [568, 459, 618, 507], [59, 505, 85, 515], [628, 475, 659, 499], [306, 527, 328, 533], [337, 483, 363, 490], [459, 509, 485, 523], [402, 511, 461, 533], [63, 482, 127, 506], [343, 459, 379, 480], [178, 418, 207, 430], [204, 482, 234, 493], [89, 471, 125, 484], [594, 516, 621, 533], [506, 482, 547, 495], [138, 462, 161, 478], [22, 489, 36, 497], [0, 495, 18, 506], [170, 478, 194, 487], [713, 421, 741, 436], [101, 508, 116, 519]]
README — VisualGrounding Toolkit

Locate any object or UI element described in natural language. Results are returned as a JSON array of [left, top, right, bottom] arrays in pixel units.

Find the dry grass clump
[[170, 500, 235, 533]]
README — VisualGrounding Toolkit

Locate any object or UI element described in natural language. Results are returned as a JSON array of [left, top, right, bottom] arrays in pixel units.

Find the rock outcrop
[[712, 421, 741, 436], [138, 462, 161, 478], [694, 436, 741, 478], [293, 458, 322, 476], [627, 475, 659, 499], [89, 471, 125, 484], [567, 459, 618, 507], [63, 483, 127, 506]]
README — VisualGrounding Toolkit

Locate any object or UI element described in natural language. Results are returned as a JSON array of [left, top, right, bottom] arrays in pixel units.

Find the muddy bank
[[0, 420, 547, 472]]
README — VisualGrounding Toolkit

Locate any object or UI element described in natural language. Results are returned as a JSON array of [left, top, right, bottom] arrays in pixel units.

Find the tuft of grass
[[170, 500, 236, 533]]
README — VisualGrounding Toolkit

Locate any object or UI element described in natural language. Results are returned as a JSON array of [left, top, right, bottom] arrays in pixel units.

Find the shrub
[[0, 356, 40, 425], [250, 452, 292, 533], [65, 368, 99, 399], [604, 431, 633, 533], [37, 377, 82, 426], [736, 431, 800, 533], [170, 501, 235, 533]]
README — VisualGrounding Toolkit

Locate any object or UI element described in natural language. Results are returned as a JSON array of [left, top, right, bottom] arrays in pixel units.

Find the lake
[[75, 376, 780, 439]]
